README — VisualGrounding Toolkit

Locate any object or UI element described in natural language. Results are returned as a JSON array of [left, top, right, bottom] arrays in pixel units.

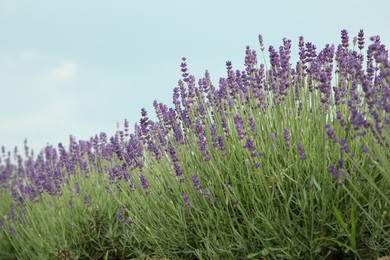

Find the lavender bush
[[0, 29, 389, 259]]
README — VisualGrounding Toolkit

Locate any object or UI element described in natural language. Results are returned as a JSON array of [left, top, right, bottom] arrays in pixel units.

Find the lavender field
[[0, 30, 389, 259]]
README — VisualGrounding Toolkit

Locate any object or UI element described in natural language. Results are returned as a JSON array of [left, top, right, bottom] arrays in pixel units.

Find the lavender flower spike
[[358, 29, 364, 50], [173, 162, 183, 177], [84, 193, 90, 206], [140, 174, 149, 189], [258, 34, 265, 51], [297, 141, 306, 160], [204, 188, 214, 203], [283, 128, 291, 148], [183, 193, 192, 210], [191, 174, 202, 191], [234, 114, 246, 140], [341, 29, 349, 48], [243, 138, 257, 157], [329, 163, 339, 180], [75, 182, 80, 196]]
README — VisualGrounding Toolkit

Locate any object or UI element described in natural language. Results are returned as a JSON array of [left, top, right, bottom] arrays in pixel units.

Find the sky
[[1, 0, 389, 154]]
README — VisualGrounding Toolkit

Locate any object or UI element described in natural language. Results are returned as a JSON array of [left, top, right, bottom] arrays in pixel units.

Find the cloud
[[51, 61, 77, 80], [19, 50, 40, 61], [0, 54, 83, 151]]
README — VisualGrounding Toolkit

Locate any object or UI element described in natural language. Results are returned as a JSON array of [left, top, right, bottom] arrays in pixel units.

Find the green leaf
[[350, 203, 357, 250], [247, 252, 260, 258], [333, 206, 350, 237]]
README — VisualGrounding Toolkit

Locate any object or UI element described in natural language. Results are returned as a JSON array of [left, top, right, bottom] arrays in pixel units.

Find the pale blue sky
[[1, 0, 389, 153]]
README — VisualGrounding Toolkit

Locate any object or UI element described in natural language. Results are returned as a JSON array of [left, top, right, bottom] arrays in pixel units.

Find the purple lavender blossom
[[279, 38, 292, 72], [305, 42, 317, 64], [217, 136, 227, 155], [329, 163, 339, 179], [358, 29, 364, 50], [361, 145, 369, 154], [117, 205, 133, 224], [248, 116, 257, 136], [198, 70, 212, 94], [244, 46, 258, 75], [337, 158, 344, 169], [350, 108, 366, 131], [187, 75, 196, 104], [258, 34, 265, 51], [339, 138, 350, 153], [210, 124, 218, 147], [268, 46, 280, 68], [298, 36, 306, 64], [180, 57, 189, 81], [140, 174, 149, 189], [122, 218, 132, 225], [110, 135, 123, 161], [341, 29, 349, 48], [191, 174, 202, 191], [84, 193, 90, 206], [327, 128, 337, 140], [220, 116, 230, 138], [297, 141, 306, 160], [168, 145, 179, 162], [195, 120, 211, 161], [173, 162, 183, 177], [243, 138, 257, 157], [325, 125, 337, 141], [129, 182, 136, 190], [183, 193, 191, 210], [234, 114, 246, 140], [172, 87, 181, 108], [204, 188, 214, 203], [69, 198, 74, 209], [336, 111, 347, 126], [74, 182, 80, 196], [9, 226, 17, 236], [117, 208, 124, 221], [283, 128, 291, 148], [124, 119, 129, 136]]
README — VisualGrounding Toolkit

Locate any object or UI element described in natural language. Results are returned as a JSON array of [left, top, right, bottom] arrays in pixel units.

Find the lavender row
[[0, 29, 388, 220]]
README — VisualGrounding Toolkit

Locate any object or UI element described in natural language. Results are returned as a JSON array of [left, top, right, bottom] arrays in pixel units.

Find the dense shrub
[[1, 29, 389, 259]]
